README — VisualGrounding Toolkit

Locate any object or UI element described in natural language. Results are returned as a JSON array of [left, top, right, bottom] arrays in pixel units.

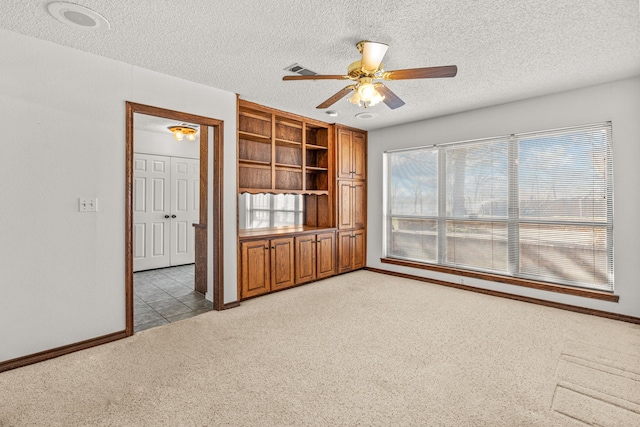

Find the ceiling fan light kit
[[283, 40, 457, 111], [348, 77, 385, 108]]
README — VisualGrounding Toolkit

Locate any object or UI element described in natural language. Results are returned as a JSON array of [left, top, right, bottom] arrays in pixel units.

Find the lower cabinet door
[[316, 232, 336, 279], [241, 239, 270, 299], [295, 234, 316, 284], [352, 229, 366, 270], [337, 230, 353, 273], [270, 237, 296, 291]]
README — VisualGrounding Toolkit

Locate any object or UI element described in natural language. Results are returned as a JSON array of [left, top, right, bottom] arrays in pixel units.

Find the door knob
[[164, 215, 170, 218], [171, 215, 177, 218]]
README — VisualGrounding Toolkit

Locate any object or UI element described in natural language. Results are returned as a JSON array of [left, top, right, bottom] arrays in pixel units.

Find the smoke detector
[[47, 2, 110, 31]]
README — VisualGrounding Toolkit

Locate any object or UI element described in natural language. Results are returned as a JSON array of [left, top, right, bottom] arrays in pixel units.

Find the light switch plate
[[79, 198, 98, 212]]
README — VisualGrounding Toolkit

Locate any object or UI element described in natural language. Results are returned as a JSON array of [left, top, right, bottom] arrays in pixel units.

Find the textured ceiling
[[1, 1, 639, 130]]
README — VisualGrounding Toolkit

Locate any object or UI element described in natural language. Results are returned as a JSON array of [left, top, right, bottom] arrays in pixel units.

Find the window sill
[[380, 257, 619, 302]]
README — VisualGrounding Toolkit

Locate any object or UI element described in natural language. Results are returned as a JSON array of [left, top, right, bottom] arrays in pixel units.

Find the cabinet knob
[[164, 215, 170, 218], [171, 215, 177, 218]]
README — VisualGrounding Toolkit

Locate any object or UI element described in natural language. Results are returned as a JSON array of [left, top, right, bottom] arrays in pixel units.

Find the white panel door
[[170, 157, 199, 266], [133, 154, 171, 272]]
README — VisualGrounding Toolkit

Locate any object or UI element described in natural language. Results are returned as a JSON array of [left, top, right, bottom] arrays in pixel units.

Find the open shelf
[[305, 170, 329, 191], [238, 131, 271, 143], [275, 117, 303, 145], [239, 159, 271, 167], [275, 169, 302, 191], [306, 126, 329, 148], [239, 164, 271, 190], [275, 163, 303, 170], [275, 139, 302, 147], [238, 100, 331, 196], [239, 110, 271, 139], [306, 144, 328, 150], [239, 137, 271, 164]]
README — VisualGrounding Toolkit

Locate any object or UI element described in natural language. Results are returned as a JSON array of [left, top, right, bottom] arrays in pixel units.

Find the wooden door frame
[[125, 102, 226, 336]]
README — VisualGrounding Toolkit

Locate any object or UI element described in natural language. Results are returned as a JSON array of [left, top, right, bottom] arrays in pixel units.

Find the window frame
[[384, 122, 614, 293]]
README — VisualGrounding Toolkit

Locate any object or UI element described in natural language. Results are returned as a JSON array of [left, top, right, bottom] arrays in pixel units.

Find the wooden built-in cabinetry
[[238, 100, 331, 195], [295, 231, 336, 285], [237, 101, 367, 301], [337, 229, 366, 273], [240, 237, 295, 299], [239, 228, 335, 299], [337, 127, 366, 180], [336, 126, 367, 274]]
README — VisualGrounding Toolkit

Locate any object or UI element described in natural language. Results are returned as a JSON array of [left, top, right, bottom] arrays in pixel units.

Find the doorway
[[125, 102, 225, 336]]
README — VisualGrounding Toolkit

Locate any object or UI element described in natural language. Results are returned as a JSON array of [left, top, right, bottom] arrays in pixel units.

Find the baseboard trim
[[222, 301, 241, 310], [0, 330, 128, 373], [365, 267, 640, 325], [380, 257, 618, 302]]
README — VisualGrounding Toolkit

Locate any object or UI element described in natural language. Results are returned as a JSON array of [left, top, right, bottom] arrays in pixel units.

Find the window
[[238, 193, 304, 229], [385, 123, 613, 292]]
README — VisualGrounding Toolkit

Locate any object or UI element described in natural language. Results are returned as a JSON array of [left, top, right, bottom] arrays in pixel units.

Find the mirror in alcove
[[238, 193, 304, 230]]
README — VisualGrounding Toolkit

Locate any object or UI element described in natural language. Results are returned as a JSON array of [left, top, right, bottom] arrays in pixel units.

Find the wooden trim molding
[[367, 267, 639, 325], [212, 120, 226, 310], [380, 257, 619, 302], [223, 301, 241, 310], [126, 102, 230, 328], [0, 331, 127, 373]]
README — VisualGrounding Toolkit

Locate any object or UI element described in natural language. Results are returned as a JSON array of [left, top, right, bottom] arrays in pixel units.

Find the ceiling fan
[[283, 40, 457, 110]]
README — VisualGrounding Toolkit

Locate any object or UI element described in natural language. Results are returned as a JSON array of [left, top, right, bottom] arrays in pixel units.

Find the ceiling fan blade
[[376, 84, 406, 110], [361, 41, 389, 71], [384, 65, 458, 80], [316, 85, 355, 109], [283, 75, 348, 81]]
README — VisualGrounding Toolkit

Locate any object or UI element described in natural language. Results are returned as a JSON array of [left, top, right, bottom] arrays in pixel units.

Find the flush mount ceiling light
[[47, 2, 110, 31], [168, 125, 198, 141]]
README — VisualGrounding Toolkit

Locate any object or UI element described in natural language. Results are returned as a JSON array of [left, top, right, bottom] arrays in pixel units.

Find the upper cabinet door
[[336, 128, 353, 179], [351, 131, 366, 181], [352, 181, 366, 229]]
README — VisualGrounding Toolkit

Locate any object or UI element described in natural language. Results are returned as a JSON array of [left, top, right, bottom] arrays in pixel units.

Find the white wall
[[134, 128, 200, 159], [368, 76, 640, 318], [0, 29, 238, 362]]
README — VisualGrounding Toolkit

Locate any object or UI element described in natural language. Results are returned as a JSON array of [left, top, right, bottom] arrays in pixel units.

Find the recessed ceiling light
[[355, 112, 378, 120], [47, 2, 110, 31], [325, 110, 338, 117]]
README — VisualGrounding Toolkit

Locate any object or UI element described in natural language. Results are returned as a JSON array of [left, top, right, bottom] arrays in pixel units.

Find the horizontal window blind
[[385, 122, 613, 292]]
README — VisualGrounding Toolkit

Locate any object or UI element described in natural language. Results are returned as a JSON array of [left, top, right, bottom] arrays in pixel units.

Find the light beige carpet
[[1, 270, 639, 426]]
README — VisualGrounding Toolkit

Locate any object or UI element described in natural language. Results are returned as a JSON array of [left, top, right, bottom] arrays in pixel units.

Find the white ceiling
[[1, 1, 639, 130]]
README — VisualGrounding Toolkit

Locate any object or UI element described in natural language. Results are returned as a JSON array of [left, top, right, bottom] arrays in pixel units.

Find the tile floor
[[134, 264, 212, 332]]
